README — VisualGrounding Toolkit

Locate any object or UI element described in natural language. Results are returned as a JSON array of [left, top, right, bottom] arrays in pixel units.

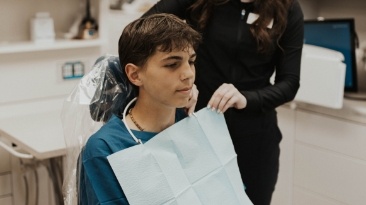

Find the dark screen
[[304, 19, 357, 91]]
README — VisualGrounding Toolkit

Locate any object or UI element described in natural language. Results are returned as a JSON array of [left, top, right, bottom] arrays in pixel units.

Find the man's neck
[[130, 98, 176, 133]]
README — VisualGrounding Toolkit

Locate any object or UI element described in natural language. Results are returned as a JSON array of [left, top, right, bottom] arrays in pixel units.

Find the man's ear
[[125, 63, 142, 86]]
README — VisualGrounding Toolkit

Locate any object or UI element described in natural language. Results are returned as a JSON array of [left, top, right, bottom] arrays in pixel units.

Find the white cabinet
[[0, 197, 12, 205], [294, 110, 366, 204], [271, 107, 296, 205], [0, 174, 12, 199], [274, 100, 366, 205], [295, 111, 366, 161], [0, 138, 11, 204]]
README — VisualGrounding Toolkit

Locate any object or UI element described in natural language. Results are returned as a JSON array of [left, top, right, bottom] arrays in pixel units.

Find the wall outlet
[[61, 61, 85, 80]]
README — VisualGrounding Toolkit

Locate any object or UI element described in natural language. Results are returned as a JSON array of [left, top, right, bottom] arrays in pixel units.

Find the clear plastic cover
[[61, 55, 136, 204]]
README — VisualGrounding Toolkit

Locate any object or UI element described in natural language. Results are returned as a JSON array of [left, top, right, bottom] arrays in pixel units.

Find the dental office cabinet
[[0, 0, 109, 204], [1, 1, 366, 205]]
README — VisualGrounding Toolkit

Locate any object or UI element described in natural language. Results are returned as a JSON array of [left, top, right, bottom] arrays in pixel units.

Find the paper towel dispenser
[[295, 44, 346, 109]]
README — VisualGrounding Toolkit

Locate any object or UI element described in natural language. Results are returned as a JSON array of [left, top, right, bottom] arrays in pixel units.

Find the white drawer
[[293, 186, 343, 205], [0, 196, 12, 205], [295, 110, 366, 160], [294, 144, 366, 204], [0, 173, 11, 196], [273, 107, 296, 205], [0, 146, 11, 173]]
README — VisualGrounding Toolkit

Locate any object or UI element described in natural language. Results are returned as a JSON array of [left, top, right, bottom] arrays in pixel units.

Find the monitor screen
[[304, 18, 358, 92]]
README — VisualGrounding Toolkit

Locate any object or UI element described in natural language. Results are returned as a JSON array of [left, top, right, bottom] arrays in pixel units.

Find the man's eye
[[189, 60, 196, 65], [165, 62, 179, 68]]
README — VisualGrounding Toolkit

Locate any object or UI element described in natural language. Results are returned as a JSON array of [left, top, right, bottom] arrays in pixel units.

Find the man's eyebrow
[[162, 53, 196, 61], [162, 56, 183, 61]]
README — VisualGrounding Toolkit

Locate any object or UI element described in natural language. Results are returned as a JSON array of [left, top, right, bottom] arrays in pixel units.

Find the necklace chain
[[129, 108, 144, 131]]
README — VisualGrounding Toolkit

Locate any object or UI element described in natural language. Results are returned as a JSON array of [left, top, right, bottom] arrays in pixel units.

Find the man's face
[[138, 46, 197, 109]]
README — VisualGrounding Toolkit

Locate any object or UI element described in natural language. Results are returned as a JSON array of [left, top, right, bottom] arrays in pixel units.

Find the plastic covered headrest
[[89, 55, 136, 122]]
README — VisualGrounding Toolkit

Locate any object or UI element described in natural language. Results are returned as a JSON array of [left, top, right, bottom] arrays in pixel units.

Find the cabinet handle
[[290, 102, 297, 110], [0, 138, 34, 159]]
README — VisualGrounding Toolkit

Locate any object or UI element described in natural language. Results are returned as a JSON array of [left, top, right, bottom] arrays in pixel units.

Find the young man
[[78, 13, 201, 204]]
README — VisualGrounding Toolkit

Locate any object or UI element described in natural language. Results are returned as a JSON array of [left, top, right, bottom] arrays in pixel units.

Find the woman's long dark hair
[[188, 0, 293, 53]]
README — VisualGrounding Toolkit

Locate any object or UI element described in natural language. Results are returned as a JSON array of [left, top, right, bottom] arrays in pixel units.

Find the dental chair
[[61, 55, 136, 205]]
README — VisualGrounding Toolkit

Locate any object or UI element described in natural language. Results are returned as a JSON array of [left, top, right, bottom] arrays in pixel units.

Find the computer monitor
[[303, 18, 358, 92]]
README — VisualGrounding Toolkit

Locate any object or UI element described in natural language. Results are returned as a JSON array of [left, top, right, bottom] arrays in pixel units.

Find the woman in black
[[143, 0, 304, 204]]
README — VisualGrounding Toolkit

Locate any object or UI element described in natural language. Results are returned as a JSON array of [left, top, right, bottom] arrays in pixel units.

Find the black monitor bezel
[[304, 18, 358, 92]]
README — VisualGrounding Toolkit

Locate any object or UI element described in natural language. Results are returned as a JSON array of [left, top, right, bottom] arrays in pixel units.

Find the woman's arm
[[208, 0, 304, 113], [240, 0, 304, 113]]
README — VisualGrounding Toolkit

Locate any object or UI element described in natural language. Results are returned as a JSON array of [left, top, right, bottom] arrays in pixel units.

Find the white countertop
[[286, 98, 366, 125], [0, 97, 66, 160]]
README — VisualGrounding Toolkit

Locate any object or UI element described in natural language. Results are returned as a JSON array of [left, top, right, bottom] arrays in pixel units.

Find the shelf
[[0, 39, 106, 54]]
